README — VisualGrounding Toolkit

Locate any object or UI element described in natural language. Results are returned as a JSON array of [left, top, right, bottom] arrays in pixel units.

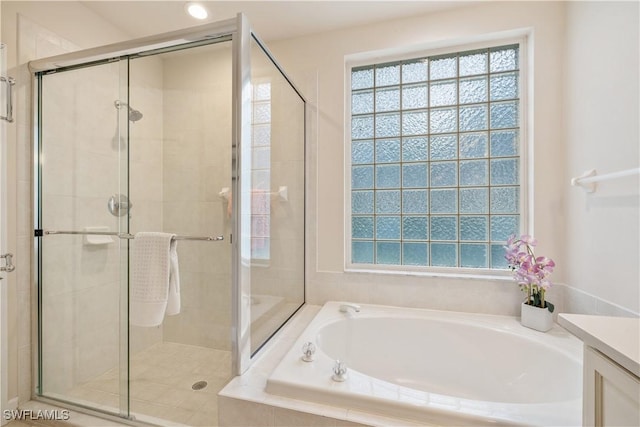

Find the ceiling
[[80, 0, 474, 42]]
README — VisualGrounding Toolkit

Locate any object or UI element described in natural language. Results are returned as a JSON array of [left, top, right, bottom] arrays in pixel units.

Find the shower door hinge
[[0, 76, 16, 123], [0, 253, 15, 273]]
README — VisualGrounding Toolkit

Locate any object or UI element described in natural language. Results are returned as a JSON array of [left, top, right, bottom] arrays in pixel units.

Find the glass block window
[[252, 81, 271, 261], [350, 44, 520, 269]]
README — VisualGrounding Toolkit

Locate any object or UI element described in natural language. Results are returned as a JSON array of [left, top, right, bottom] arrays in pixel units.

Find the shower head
[[114, 100, 143, 122], [128, 108, 143, 122]]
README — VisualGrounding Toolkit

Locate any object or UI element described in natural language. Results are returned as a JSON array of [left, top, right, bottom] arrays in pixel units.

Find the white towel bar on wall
[[571, 168, 640, 193]]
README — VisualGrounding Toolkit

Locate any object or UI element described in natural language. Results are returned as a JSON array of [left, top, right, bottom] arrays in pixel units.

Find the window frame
[[344, 34, 530, 279]]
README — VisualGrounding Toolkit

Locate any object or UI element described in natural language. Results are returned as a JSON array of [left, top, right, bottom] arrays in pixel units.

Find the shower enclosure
[[30, 15, 305, 426]]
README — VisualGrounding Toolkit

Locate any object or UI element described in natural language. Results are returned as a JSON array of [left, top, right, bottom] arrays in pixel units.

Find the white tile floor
[[65, 342, 232, 426]]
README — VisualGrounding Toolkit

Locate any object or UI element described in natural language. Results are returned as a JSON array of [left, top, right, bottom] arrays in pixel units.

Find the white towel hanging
[[166, 240, 181, 316], [130, 232, 180, 327]]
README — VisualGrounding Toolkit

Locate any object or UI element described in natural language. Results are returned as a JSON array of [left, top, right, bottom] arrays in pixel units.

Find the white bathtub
[[266, 302, 583, 426]]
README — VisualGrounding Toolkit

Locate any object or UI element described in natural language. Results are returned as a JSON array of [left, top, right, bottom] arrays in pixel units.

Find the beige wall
[[563, 1, 639, 314]]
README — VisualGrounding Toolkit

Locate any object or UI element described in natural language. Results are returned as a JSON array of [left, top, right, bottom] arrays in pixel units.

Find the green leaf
[[546, 301, 555, 313], [532, 292, 541, 307]]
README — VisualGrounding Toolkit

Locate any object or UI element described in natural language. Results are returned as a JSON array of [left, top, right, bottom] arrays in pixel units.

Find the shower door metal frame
[[231, 12, 253, 376], [29, 13, 282, 423]]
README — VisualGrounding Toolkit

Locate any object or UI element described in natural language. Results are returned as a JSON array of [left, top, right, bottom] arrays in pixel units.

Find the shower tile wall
[[160, 46, 232, 350]]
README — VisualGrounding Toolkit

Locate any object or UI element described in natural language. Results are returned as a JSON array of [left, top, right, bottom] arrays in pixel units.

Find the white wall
[[563, 1, 640, 315], [269, 1, 568, 315]]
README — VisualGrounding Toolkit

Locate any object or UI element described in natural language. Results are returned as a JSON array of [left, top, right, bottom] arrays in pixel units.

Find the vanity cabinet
[[558, 314, 640, 427], [584, 346, 640, 426]]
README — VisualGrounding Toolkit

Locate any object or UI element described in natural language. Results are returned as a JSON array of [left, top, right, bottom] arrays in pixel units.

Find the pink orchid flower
[[503, 234, 555, 307]]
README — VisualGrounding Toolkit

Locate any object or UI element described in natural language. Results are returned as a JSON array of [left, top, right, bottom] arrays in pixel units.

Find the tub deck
[[265, 302, 583, 426]]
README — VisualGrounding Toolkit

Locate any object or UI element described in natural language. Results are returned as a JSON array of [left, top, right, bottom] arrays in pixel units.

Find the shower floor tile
[[67, 342, 231, 426]]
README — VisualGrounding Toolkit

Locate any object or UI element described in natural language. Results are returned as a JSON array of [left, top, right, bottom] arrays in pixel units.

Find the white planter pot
[[521, 302, 554, 332]]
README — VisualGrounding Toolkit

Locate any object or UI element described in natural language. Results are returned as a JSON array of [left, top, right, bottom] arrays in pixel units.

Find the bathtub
[[266, 302, 583, 426]]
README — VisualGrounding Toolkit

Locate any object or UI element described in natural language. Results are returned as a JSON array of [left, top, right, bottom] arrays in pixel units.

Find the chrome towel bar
[[41, 230, 224, 241]]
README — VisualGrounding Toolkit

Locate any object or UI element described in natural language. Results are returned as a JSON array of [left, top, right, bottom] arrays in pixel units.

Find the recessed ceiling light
[[185, 2, 208, 20]]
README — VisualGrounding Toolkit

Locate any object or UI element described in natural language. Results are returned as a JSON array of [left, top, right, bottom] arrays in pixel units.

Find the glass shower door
[[125, 40, 234, 425], [36, 58, 131, 416], [245, 36, 305, 356]]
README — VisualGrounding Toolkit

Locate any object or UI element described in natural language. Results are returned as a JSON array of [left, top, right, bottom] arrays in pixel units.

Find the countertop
[[558, 313, 640, 377]]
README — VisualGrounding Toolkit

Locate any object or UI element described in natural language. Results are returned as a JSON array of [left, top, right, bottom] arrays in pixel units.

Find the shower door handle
[[0, 76, 15, 123], [0, 253, 15, 273]]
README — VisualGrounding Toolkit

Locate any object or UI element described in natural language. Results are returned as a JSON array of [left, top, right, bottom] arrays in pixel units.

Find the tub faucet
[[332, 360, 348, 382], [339, 303, 361, 313]]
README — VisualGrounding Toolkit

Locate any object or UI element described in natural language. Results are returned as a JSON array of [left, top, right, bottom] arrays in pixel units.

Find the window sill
[[344, 265, 514, 281], [241, 258, 271, 268]]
